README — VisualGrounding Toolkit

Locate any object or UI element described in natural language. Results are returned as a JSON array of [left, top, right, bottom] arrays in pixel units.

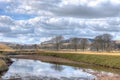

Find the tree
[[92, 33, 113, 51], [102, 34, 113, 51], [92, 35, 103, 51], [16, 44, 20, 50], [33, 44, 38, 51], [53, 35, 64, 50], [80, 38, 89, 51], [71, 38, 79, 51]]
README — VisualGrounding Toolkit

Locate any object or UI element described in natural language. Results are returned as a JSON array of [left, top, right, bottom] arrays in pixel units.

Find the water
[[2, 59, 96, 80]]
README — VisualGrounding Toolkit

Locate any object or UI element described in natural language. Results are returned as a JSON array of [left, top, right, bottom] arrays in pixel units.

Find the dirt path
[[9, 55, 120, 80]]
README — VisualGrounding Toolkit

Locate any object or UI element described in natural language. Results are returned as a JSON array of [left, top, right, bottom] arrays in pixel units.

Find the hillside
[[0, 43, 14, 51]]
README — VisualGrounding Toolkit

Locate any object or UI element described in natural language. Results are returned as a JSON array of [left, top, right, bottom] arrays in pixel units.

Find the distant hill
[[0, 42, 40, 50], [41, 38, 94, 45], [0, 43, 14, 51], [0, 38, 120, 50]]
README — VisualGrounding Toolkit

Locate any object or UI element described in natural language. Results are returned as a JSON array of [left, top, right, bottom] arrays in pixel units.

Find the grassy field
[[37, 51, 120, 69]]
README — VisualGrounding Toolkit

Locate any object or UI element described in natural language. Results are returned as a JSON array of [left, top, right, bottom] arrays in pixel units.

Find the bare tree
[[33, 44, 38, 51], [102, 34, 113, 51], [92, 35, 103, 51], [53, 36, 64, 50], [71, 38, 79, 51], [92, 33, 113, 52], [80, 38, 89, 51], [16, 44, 20, 50]]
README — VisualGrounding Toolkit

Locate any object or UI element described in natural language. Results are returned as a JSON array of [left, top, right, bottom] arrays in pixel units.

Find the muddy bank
[[9, 55, 90, 66], [9, 55, 120, 80]]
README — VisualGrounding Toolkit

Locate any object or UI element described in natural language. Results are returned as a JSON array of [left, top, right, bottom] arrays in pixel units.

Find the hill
[[0, 43, 14, 51]]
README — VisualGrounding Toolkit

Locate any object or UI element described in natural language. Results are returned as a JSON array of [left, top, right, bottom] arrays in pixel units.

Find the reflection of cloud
[[2, 59, 95, 80]]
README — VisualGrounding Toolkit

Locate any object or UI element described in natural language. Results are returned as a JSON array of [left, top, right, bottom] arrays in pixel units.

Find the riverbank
[[0, 60, 7, 73], [5, 50, 120, 80], [0, 55, 12, 75], [9, 54, 120, 80], [35, 51, 120, 69], [9, 54, 120, 73], [8, 50, 120, 69]]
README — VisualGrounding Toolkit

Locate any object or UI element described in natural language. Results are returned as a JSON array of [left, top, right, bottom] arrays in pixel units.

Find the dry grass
[[0, 55, 8, 72], [0, 54, 5, 57], [0, 44, 14, 52], [0, 44, 11, 49], [0, 60, 7, 72], [38, 49, 120, 56]]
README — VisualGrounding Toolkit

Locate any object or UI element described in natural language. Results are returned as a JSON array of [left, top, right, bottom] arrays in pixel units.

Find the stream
[[1, 58, 120, 80]]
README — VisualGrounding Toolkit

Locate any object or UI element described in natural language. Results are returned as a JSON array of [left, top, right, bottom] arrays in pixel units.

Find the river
[[1, 58, 120, 80]]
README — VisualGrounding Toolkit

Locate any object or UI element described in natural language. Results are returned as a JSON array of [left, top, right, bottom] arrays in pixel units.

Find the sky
[[0, 0, 120, 44]]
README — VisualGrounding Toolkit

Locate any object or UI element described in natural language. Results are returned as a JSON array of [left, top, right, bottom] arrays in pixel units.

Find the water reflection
[[51, 64, 64, 72], [2, 59, 95, 80]]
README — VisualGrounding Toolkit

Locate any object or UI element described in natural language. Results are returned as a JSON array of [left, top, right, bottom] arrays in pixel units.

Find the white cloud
[[0, 0, 12, 2], [0, 0, 120, 43], [0, 15, 120, 43], [2, 0, 120, 18]]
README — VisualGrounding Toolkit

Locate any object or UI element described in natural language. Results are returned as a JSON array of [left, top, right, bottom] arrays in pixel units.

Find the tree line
[[41, 33, 117, 52]]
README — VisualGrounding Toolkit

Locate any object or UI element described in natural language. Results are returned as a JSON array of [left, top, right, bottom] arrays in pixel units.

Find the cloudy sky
[[0, 0, 120, 44]]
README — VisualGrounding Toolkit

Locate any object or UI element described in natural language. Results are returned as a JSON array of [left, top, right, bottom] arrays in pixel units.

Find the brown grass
[[0, 60, 7, 72], [0, 44, 14, 52], [37, 49, 120, 56]]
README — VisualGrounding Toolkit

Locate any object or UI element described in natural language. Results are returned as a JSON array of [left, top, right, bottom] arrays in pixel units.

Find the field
[[37, 51, 120, 69], [38, 50, 120, 56]]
